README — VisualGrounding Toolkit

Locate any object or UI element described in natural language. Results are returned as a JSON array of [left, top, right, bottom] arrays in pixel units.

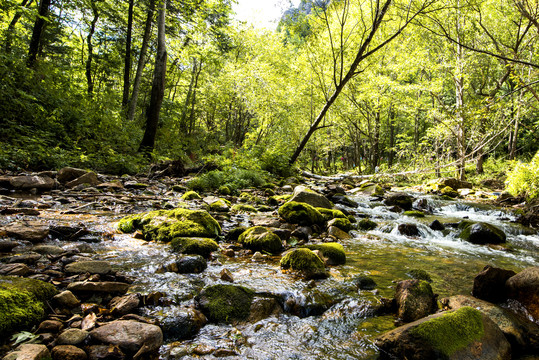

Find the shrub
[[506, 152, 539, 200]]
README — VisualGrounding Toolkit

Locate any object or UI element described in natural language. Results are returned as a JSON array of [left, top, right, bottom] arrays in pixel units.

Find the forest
[[1, 0, 539, 197]]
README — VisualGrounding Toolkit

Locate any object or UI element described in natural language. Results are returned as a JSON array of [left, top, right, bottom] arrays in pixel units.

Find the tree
[[27, 0, 51, 67]]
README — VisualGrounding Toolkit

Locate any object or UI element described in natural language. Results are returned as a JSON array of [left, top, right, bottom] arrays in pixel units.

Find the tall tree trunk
[[5, 0, 33, 53], [388, 106, 395, 168], [180, 58, 198, 131], [138, 0, 166, 154], [509, 89, 523, 159], [27, 0, 50, 67], [188, 60, 202, 135], [455, 0, 466, 180], [127, 0, 155, 122], [122, 0, 135, 108], [86, 0, 99, 95]]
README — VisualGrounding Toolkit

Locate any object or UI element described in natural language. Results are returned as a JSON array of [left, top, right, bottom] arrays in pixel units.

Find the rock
[[238, 226, 283, 255], [301, 243, 346, 265], [446, 295, 539, 353], [360, 184, 385, 196], [49, 225, 89, 240], [196, 284, 255, 323], [51, 345, 87, 360], [395, 279, 437, 323], [407, 269, 432, 282], [160, 307, 206, 341], [440, 177, 473, 190], [278, 201, 324, 226], [473, 265, 516, 303], [0, 263, 31, 276], [327, 217, 353, 232], [124, 181, 149, 189], [225, 226, 247, 242], [280, 248, 327, 279], [180, 191, 202, 200], [214, 349, 238, 357], [58, 168, 89, 183], [87, 345, 125, 360], [290, 226, 312, 241], [32, 245, 64, 255], [57, 329, 89, 345], [353, 275, 377, 290], [175, 255, 207, 274], [220, 268, 234, 282], [357, 218, 377, 231], [441, 186, 459, 198], [65, 261, 113, 275], [327, 226, 352, 240], [376, 307, 511, 360], [117, 208, 221, 239], [0, 240, 19, 252], [331, 195, 359, 207], [4, 222, 49, 242], [288, 185, 333, 209], [66, 172, 100, 188], [53, 290, 81, 308], [9, 176, 55, 191], [506, 267, 539, 322], [403, 210, 425, 218], [7, 252, 42, 264], [384, 193, 414, 210], [96, 182, 124, 190], [459, 222, 506, 244], [90, 320, 163, 355], [3, 344, 51, 360], [109, 294, 140, 316], [37, 320, 63, 333], [206, 197, 230, 212], [67, 282, 129, 295], [398, 223, 419, 237], [429, 220, 445, 231], [248, 296, 283, 323], [169, 237, 218, 258]]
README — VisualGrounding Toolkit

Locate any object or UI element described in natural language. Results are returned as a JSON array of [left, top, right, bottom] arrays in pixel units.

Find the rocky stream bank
[[0, 168, 538, 360]]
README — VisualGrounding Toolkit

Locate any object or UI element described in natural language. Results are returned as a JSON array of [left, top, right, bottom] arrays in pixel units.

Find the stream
[[1, 179, 538, 359]]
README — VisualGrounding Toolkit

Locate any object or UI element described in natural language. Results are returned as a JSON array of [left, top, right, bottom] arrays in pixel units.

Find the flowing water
[[9, 187, 539, 359]]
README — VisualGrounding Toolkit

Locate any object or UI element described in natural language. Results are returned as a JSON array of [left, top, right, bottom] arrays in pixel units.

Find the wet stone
[[0, 240, 19, 252], [32, 245, 64, 255], [0, 263, 31, 276], [220, 268, 234, 282], [65, 261, 113, 275], [109, 294, 140, 316], [473, 265, 516, 303], [37, 320, 63, 333], [87, 345, 125, 360], [51, 345, 88, 360], [53, 290, 81, 308], [4, 222, 49, 242], [67, 281, 130, 295], [8, 252, 42, 264], [89, 320, 163, 355], [398, 223, 419, 237], [3, 344, 51, 360], [57, 328, 89, 345]]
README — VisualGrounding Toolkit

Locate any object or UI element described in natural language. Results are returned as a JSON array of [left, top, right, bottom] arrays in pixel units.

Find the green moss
[[457, 220, 475, 230], [327, 217, 353, 232], [317, 208, 346, 222], [280, 248, 325, 272], [407, 269, 432, 282], [268, 194, 292, 206], [238, 226, 282, 254], [208, 199, 230, 212], [278, 201, 324, 226], [0, 276, 58, 337], [409, 307, 484, 357], [441, 186, 459, 198], [257, 205, 273, 212], [170, 237, 219, 257], [181, 190, 202, 200], [231, 204, 257, 213], [403, 210, 425, 218], [117, 208, 221, 241], [301, 243, 346, 265], [264, 188, 276, 196], [198, 284, 254, 323], [357, 218, 377, 231], [459, 222, 506, 244], [218, 185, 231, 195]]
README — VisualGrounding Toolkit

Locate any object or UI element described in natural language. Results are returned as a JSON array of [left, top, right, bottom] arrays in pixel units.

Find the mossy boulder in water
[[301, 243, 346, 265], [0, 276, 58, 337], [280, 248, 327, 279], [404, 210, 425, 218], [459, 222, 506, 244], [170, 237, 218, 258], [357, 218, 377, 231], [441, 186, 459, 198], [196, 284, 254, 323], [207, 198, 230, 212], [376, 307, 511, 360], [317, 208, 347, 222], [278, 201, 324, 226], [181, 191, 202, 200], [384, 193, 414, 210], [288, 185, 333, 209], [117, 209, 221, 241], [327, 217, 353, 232], [238, 226, 282, 254], [395, 279, 437, 323]]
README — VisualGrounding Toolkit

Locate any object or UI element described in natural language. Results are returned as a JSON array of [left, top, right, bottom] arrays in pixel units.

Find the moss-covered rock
[[218, 185, 231, 195], [170, 237, 218, 258], [327, 217, 353, 232], [317, 208, 347, 222], [268, 194, 292, 206], [441, 186, 459, 198], [361, 184, 385, 196], [289, 185, 333, 209], [384, 193, 414, 210], [196, 284, 254, 323], [117, 209, 221, 241], [459, 222, 506, 244], [0, 276, 58, 337], [238, 226, 282, 254], [278, 201, 324, 226], [357, 218, 377, 231], [403, 210, 425, 218], [231, 204, 257, 213], [280, 248, 327, 279], [301, 243, 346, 265], [395, 279, 437, 323], [181, 191, 202, 201], [225, 226, 247, 242], [407, 269, 432, 283], [208, 198, 230, 212]]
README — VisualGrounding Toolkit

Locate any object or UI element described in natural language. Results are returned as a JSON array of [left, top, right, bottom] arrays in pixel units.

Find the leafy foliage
[[506, 152, 539, 199]]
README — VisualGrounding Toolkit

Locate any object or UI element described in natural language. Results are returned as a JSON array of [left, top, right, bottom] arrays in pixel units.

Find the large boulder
[[3, 344, 51, 360], [159, 307, 206, 341], [376, 307, 511, 360], [384, 193, 414, 210], [238, 227, 282, 255], [57, 167, 88, 183], [472, 265, 516, 303], [9, 175, 55, 191], [506, 267, 539, 322], [278, 202, 324, 226], [395, 279, 437, 323], [446, 295, 539, 354], [117, 208, 221, 240], [0, 276, 57, 337], [67, 281, 129, 295], [301, 243, 346, 265], [459, 222, 506, 244], [288, 185, 333, 209], [4, 222, 49, 243], [64, 261, 113, 275], [89, 320, 163, 356], [280, 248, 327, 279], [196, 284, 254, 323], [169, 237, 218, 258]]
